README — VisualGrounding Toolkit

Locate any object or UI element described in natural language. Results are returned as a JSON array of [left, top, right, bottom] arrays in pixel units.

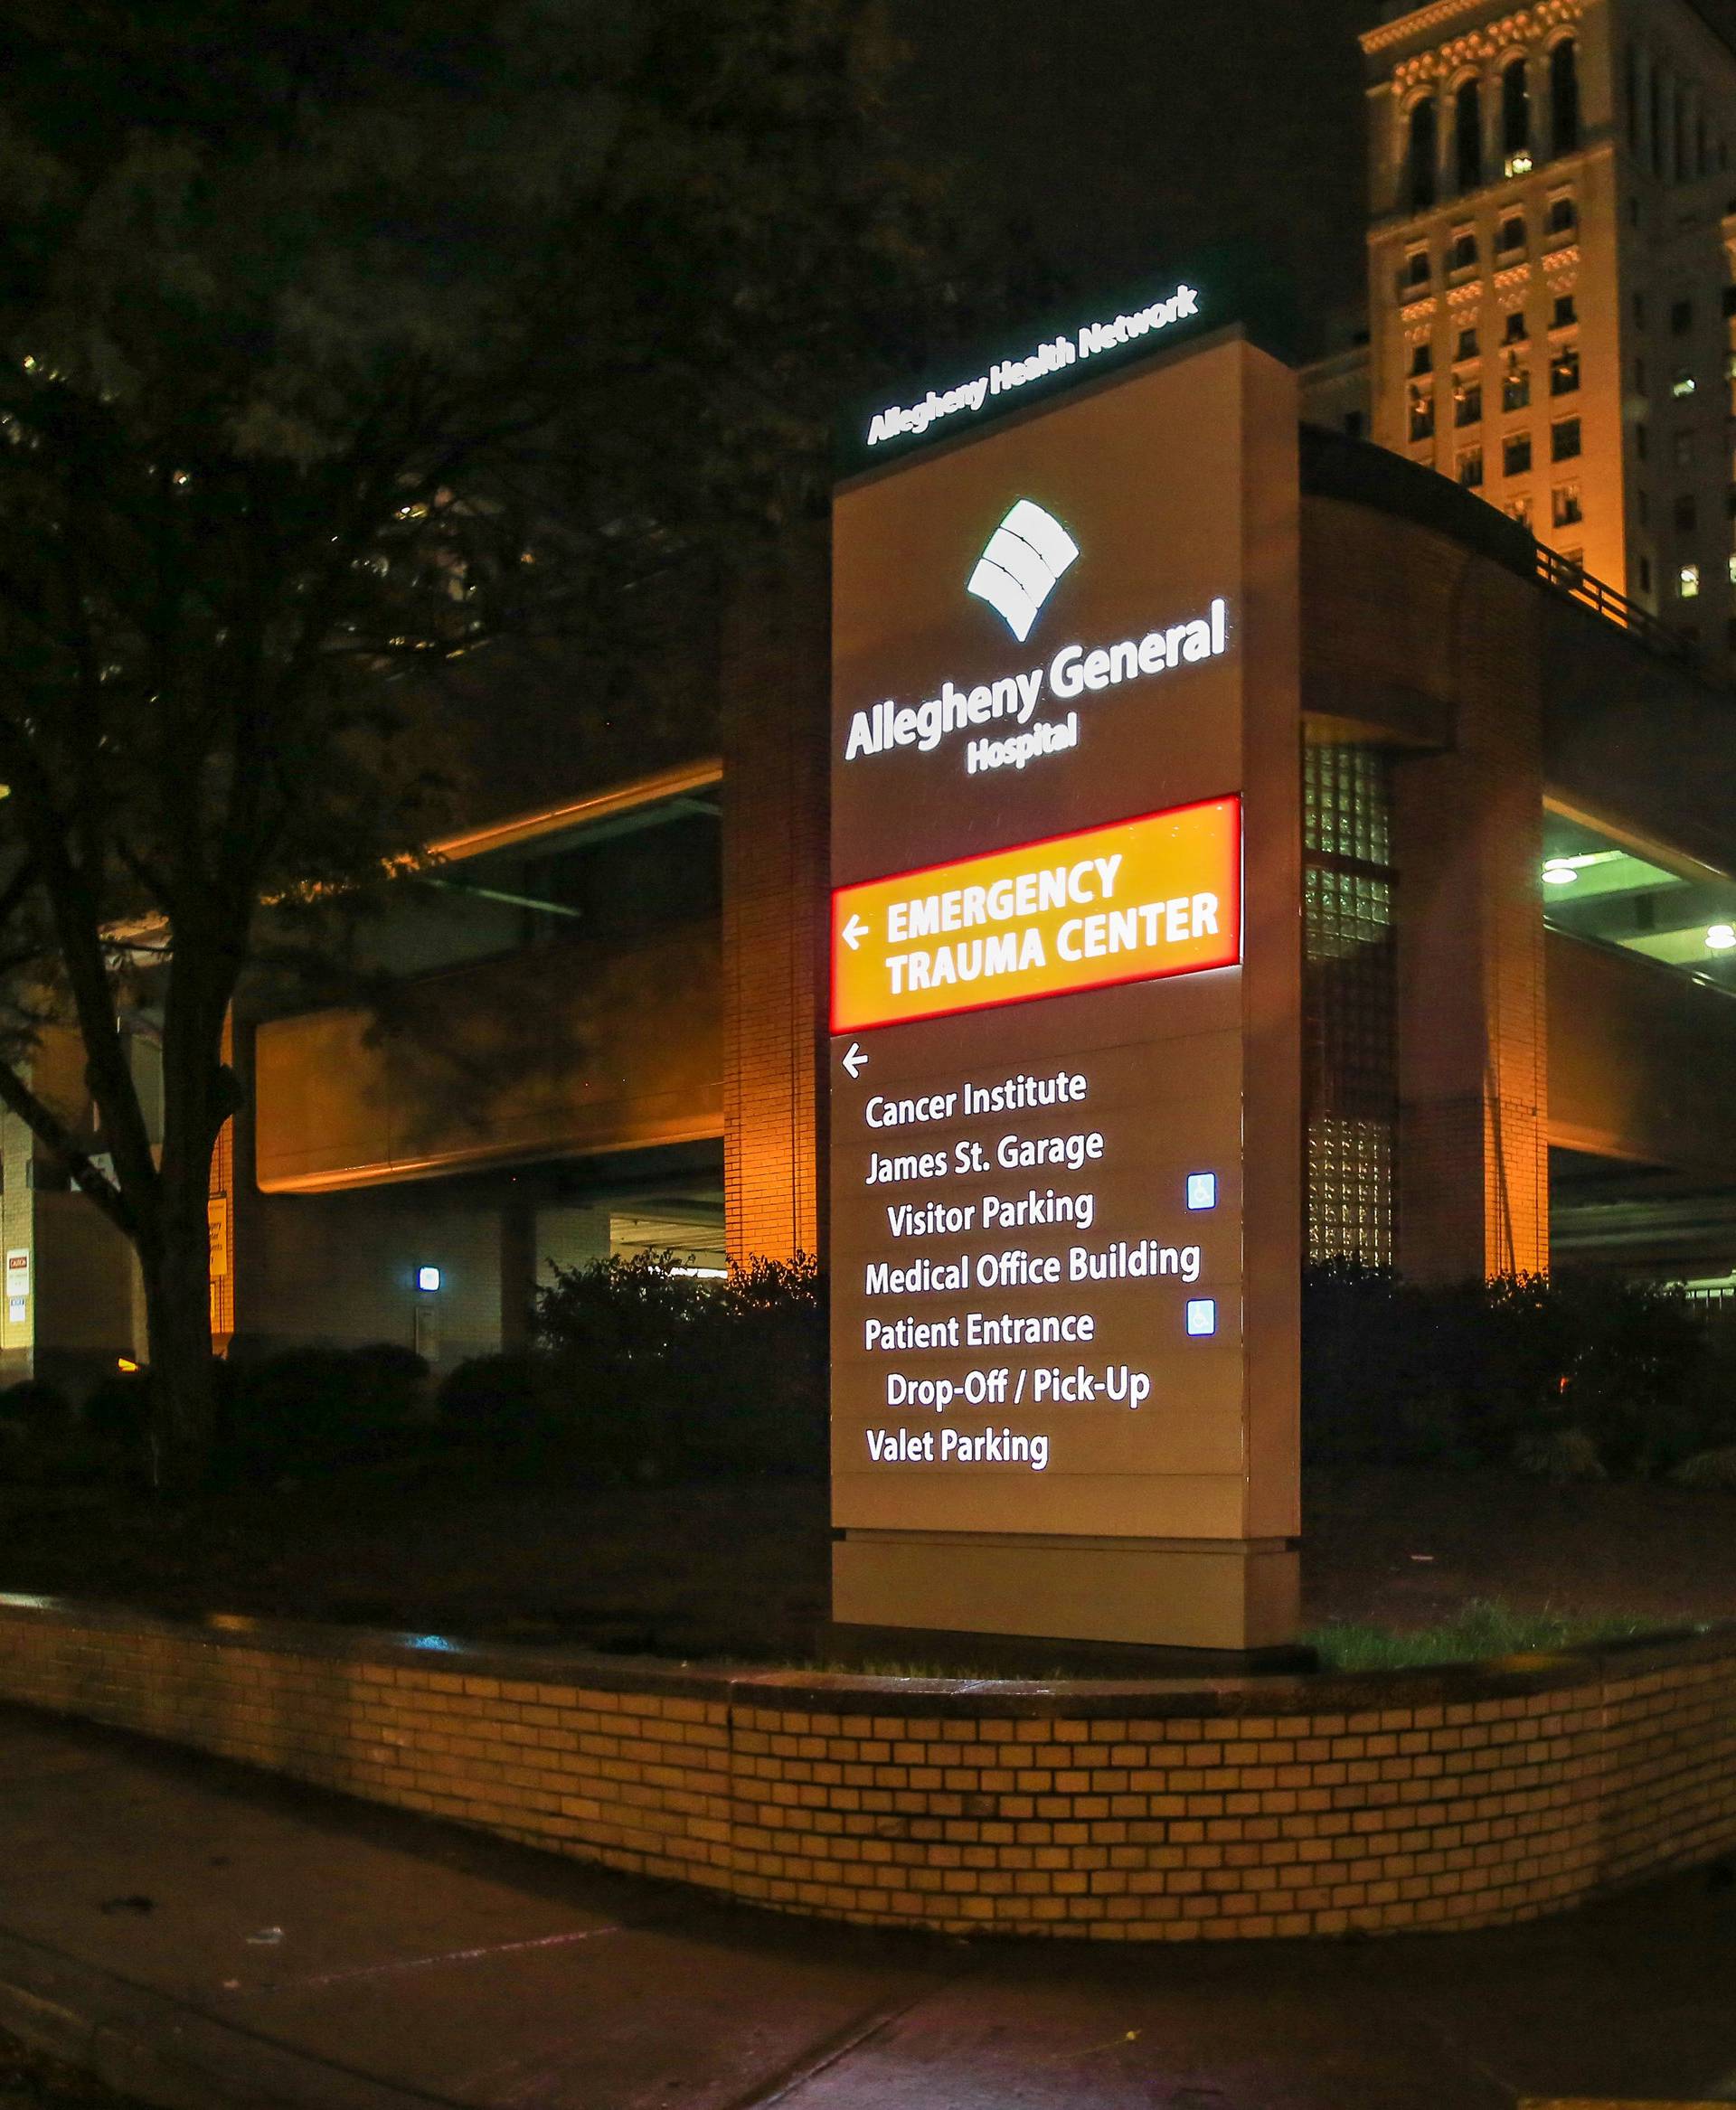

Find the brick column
[[1392, 560, 1549, 1282], [721, 541, 830, 1266]]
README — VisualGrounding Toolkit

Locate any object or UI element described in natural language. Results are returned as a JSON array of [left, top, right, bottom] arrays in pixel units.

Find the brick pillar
[[721, 541, 829, 1266], [1392, 560, 1549, 1282]]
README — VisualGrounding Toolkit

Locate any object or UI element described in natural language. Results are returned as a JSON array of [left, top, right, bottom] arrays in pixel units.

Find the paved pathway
[[0, 1704, 1732, 2108]]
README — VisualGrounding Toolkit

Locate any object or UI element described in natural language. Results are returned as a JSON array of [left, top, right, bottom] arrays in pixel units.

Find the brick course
[[0, 1601, 1731, 1941]]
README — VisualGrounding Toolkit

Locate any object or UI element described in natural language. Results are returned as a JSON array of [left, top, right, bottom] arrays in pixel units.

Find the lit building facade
[[1353, 0, 1736, 658]]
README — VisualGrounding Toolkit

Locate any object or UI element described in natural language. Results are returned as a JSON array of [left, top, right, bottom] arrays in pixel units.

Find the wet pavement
[[0, 1703, 1732, 2107]]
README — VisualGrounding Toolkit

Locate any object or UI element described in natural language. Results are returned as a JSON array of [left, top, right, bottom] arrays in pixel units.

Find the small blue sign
[[1185, 1173, 1218, 1211], [1185, 1298, 1217, 1338]]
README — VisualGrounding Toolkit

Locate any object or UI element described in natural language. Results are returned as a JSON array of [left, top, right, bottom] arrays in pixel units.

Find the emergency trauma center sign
[[828, 327, 1303, 1653]]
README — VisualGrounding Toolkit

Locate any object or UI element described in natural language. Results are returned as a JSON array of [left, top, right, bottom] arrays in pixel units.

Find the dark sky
[[888, 0, 1736, 356], [888, 0, 1377, 357]]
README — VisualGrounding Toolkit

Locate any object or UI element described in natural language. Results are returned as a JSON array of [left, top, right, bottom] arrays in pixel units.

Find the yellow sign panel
[[831, 798, 1241, 1034]]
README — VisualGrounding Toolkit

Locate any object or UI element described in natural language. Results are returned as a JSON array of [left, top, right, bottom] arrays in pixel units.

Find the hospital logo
[[967, 501, 1080, 644]]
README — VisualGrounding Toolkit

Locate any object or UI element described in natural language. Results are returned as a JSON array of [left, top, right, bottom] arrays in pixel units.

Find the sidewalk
[[0, 1701, 1732, 2110]]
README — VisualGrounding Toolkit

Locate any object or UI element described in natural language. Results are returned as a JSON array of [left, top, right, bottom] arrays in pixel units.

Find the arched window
[[1408, 97, 1439, 210], [1551, 39, 1580, 155], [1503, 56, 1531, 160], [1456, 79, 1484, 190]]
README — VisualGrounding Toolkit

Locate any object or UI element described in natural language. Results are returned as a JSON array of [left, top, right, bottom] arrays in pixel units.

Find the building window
[[1497, 212, 1526, 252], [1676, 493, 1698, 532], [1723, 287, 1736, 317], [1456, 325, 1479, 363], [1457, 79, 1484, 192], [1504, 308, 1529, 344], [1505, 432, 1533, 476], [1635, 291, 1648, 330], [1552, 418, 1582, 461], [1503, 57, 1531, 162], [1641, 554, 1654, 594], [1727, 485, 1736, 518], [1552, 294, 1578, 329], [1455, 380, 1483, 426], [1503, 359, 1532, 411], [1552, 347, 1581, 395], [1552, 37, 1580, 155], [1409, 99, 1439, 212], [1638, 489, 1650, 526], [1404, 248, 1431, 292], [1546, 193, 1578, 237], [1673, 297, 1694, 335], [1727, 552, 1736, 586], [1636, 357, 1647, 393], [1410, 387, 1435, 442], [1505, 494, 1533, 526], [1637, 422, 1649, 461], [1410, 343, 1434, 376], [1673, 368, 1697, 399], [1449, 228, 1479, 272], [1458, 444, 1485, 487], [1553, 482, 1583, 527], [1675, 429, 1697, 467], [1680, 563, 1702, 598], [1627, 40, 1641, 149]]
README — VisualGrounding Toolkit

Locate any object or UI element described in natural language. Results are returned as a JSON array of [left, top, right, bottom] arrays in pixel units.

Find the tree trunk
[[138, 962, 235, 1492], [138, 1186, 217, 1490]]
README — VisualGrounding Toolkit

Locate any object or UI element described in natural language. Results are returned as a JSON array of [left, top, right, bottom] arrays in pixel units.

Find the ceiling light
[[1542, 860, 1579, 886], [1706, 925, 1736, 952]]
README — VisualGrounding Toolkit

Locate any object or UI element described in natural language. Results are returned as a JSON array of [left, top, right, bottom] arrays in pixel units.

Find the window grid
[[1303, 746, 1398, 1269]]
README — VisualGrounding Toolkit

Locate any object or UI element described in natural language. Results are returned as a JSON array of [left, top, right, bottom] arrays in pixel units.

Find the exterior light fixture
[[416, 1265, 442, 1293], [1505, 150, 1533, 177], [1707, 925, 1736, 952], [1542, 859, 1580, 885]]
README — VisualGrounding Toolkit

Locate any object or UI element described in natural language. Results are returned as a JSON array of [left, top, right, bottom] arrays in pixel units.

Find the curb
[[0, 1927, 447, 2110]]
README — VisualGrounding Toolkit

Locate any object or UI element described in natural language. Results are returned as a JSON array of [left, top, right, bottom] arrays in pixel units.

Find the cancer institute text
[[837, 1060, 1223, 1477]]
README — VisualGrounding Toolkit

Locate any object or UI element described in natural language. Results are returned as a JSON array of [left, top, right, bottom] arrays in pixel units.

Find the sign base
[[823, 1617, 1315, 1681], [834, 1531, 1299, 1656]]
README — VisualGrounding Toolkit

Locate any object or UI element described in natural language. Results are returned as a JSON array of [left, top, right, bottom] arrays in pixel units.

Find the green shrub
[[1303, 1264, 1736, 1478], [514, 1248, 826, 1481], [222, 1343, 429, 1480]]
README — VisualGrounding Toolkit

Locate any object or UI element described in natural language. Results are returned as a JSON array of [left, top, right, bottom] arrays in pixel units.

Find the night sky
[[890, 0, 1736, 357]]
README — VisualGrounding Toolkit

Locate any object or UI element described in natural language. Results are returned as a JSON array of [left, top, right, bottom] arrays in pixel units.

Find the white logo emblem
[[967, 500, 1080, 643]]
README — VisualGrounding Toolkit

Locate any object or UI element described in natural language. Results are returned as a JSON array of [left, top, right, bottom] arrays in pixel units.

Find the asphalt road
[[0, 1704, 1731, 2108]]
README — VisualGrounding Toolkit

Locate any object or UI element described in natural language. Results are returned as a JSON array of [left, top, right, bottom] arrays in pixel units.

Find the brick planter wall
[[0, 1597, 1732, 1941]]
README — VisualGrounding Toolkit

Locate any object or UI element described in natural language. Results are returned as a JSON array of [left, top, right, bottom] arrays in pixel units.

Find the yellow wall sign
[[831, 798, 1241, 1034]]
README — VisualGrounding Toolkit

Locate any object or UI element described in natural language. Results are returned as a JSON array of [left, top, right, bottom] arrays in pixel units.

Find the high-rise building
[[1317, 1, 1736, 664]]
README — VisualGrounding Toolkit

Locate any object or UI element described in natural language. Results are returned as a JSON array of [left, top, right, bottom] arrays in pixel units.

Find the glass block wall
[[1303, 744, 1398, 1267]]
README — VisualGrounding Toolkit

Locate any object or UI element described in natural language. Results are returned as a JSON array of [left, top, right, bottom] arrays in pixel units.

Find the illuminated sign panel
[[831, 799, 1241, 1033], [828, 327, 1302, 1653]]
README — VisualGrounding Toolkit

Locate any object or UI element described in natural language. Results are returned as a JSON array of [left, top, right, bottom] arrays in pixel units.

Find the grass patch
[[1304, 1597, 1685, 1673]]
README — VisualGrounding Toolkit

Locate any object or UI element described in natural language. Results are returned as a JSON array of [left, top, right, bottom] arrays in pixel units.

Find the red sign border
[[829, 793, 1243, 1036]]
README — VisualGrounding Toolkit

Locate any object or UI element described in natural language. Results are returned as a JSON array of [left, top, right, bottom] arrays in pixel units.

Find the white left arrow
[[842, 914, 868, 951], [842, 1043, 867, 1079]]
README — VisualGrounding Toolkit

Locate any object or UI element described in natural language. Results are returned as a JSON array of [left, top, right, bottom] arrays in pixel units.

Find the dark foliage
[[1303, 1263, 1735, 1477], [438, 1250, 826, 1480]]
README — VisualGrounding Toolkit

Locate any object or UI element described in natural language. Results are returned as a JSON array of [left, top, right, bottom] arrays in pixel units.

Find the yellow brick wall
[[0, 1605, 1731, 1942]]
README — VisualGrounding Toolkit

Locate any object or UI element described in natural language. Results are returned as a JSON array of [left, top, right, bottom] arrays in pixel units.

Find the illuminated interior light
[[117, 1356, 138, 1372], [415, 1265, 442, 1293], [672, 1265, 728, 1279], [1505, 149, 1533, 176], [1706, 924, 1736, 951], [1542, 859, 1580, 885]]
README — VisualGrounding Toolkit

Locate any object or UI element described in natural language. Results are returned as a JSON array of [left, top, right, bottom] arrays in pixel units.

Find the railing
[[1535, 544, 1706, 677]]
